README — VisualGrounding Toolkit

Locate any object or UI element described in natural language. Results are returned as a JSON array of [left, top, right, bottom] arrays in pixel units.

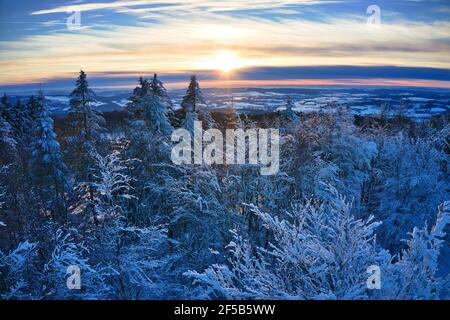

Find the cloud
[[3, 71, 450, 94], [237, 66, 450, 81], [31, 0, 341, 15], [31, 1, 161, 15], [0, 1, 444, 86], [1, 13, 450, 85]]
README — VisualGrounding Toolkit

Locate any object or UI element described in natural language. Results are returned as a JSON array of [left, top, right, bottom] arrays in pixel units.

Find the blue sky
[[0, 0, 449, 92]]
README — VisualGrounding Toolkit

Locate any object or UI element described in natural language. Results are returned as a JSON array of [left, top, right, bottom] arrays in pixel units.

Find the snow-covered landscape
[[5, 87, 450, 119], [1, 0, 449, 304], [1, 72, 449, 300]]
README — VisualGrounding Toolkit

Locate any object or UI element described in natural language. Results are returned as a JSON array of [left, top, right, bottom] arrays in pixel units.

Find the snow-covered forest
[[0, 71, 449, 300]]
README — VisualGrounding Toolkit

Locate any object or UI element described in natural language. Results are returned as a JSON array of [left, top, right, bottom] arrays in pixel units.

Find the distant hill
[[6, 87, 449, 118]]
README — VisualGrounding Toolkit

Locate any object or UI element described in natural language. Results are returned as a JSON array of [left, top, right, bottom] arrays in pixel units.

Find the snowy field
[[1, 73, 449, 300], [6, 87, 450, 119]]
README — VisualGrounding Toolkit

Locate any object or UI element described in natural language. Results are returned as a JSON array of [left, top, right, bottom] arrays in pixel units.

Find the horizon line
[[2, 78, 450, 95]]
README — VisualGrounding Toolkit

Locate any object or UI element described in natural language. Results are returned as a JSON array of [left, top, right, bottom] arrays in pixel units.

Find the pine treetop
[[181, 75, 206, 112]]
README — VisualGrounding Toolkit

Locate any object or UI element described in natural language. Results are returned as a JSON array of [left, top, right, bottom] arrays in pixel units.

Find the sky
[[0, 0, 449, 92]]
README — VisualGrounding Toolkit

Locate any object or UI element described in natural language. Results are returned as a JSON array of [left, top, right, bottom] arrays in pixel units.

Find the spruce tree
[[150, 74, 171, 107], [65, 70, 105, 182], [127, 77, 172, 136], [30, 92, 68, 220], [180, 75, 206, 113], [224, 101, 238, 129], [182, 111, 199, 134], [1, 96, 33, 146], [9, 99, 27, 139], [0, 94, 14, 126], [199, 109, 217, 129], [150, 74, 178, 127], [27, 95, 39, 121], [280, 96, 300, 131], [0, 114, 17, 165]]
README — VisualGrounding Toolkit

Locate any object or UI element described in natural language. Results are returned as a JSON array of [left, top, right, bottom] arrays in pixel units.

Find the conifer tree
[[65, 70, 105, 182], [279, 96, 300, 132], [0, 96, 31, 143], [0, 114, 17, 165], [127, 78, 173, 136], [0, 94, 14, 126], [224, 101, 238, 129], [8, 100, 26, 139], [180, 75, 206, 113], [150, 74, 172, 109], [150, 74, 178, 127], [27, 95, 40, 122], [30, 92, 68, 219], [182, 111, 199, 134], [199, 109, 217, 130]]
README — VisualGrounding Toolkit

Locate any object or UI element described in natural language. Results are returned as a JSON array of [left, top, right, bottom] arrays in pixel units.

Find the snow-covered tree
[[71, 149, 135, 224], [93, 151, 135, 207], [30, 92, 68, 220], [150, 74, 170, 104], [41, 228, 112, 299], [363, 132, 448, 252], [376, 201, 450, 300], [325, 109, 378, 207], [186, 189, 388, 299], [134, 94, 173, 135], [64, 70, 106, 182], [93, 219, 173, 299], [0, 183, 5, 227], [397, 98, 409, 120], [187, 191, 449, 300], [124, 79, 174, 221], [150, 74, 177, 125], [279, 96, 300, 132], [0, 241, 38, 299], [0, 114, 17, 165], [181, 110, 199, 134], [199, 109, 217, 130], [27, 95, 40, 122], [379, 101, 393, 119], [0, 94, 14, 126], [224, 103, 238, 130], [127, 78, 173, 136], [2, 82, 449, 301], [282, 110, 376, 205], [86, 151, 175, 298], [181, 75, 206, 113], [0, 98, 24, 140], [166, 165, 231, 269]]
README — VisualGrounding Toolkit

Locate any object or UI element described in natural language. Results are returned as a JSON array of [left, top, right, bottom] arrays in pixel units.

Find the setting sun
[[200, 51, 244, 74]]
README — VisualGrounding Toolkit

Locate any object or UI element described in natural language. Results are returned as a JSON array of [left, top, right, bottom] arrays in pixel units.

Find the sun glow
[[200, 51, 244, 74]]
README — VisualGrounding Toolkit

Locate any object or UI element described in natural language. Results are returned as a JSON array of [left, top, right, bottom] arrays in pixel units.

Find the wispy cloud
[[31, 0, 341, 15], [0, 0, 447, 86], [32, 0, 159, 15], [1, 12, 449, 85]]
